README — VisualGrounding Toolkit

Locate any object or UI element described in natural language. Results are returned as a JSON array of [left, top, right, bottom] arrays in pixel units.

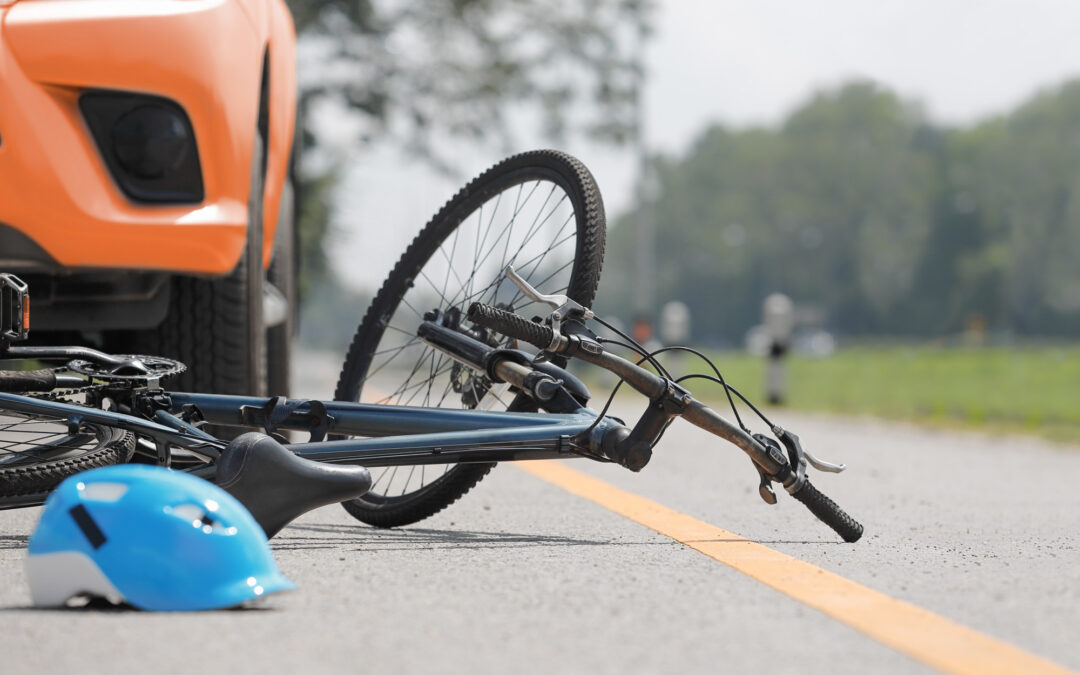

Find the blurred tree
[[291, 0, 647, 155], [602, 82, 938, 342], [777, 83, 937, 333], [957, 81, 1080, 335], [293, 161, 336, 300], [285, 0, 652, 297], [603, 78, 1080, 341]]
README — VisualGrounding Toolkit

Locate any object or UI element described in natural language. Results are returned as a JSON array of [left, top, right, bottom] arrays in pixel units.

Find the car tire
[[115, 133, 268, 397], [266, 175, 297, 397]]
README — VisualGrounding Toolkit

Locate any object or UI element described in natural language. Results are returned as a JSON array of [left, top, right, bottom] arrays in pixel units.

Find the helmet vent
[[167, 504, 237, 535], [79, 482, 129, 503]]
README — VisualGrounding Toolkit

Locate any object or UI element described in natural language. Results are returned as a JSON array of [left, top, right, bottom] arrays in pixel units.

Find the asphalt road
[[1, 353, 1077, 674]]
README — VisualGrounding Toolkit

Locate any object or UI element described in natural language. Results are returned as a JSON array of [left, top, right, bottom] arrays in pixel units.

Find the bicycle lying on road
[[0, 151, 863, 542]]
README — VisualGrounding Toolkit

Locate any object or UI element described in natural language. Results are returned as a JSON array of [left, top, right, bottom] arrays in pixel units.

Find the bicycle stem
[[571, 347, 788, 476]]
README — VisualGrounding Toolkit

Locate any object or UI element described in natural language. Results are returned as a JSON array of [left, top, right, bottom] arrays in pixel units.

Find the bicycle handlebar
[[0, 368, 56, 393], [467, 302, 559, 352], [467, 301, 864, 543]]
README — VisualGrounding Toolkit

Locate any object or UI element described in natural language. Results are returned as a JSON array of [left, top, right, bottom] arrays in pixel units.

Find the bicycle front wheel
[[335, 150, 606, 527]]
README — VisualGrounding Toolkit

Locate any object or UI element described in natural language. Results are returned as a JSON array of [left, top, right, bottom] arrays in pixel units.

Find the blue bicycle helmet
[[26, 464, 294, 610]]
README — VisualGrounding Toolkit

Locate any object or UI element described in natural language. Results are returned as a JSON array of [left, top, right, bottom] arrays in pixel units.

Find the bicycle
[[0, 150, 863, 542]]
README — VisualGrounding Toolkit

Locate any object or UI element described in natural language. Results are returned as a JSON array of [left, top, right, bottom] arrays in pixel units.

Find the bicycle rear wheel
[[0, 405, 136, 500], [335, 150, 606, 527]]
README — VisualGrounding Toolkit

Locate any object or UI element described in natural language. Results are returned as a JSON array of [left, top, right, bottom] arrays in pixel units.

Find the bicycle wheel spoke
[[371, 337, 422, 358], [444, 182, 555, 309], [418, 268, 454, 309], [400, 465, 418, 497], [0, 407, 126, 486], [369, 467, 389, 492], [362, 336, 425, 386], [398, 295, 428, 321], [457, 205, 575, 312], [377, 349, 436, 404], [382, 344, 445, 402], [465, 190, 507, 304], [384, 466, 399, 493], [434, 375, 457, 408], [0, 434, 92, 452], [439, 226, 464, 300], [416, 351, 448, 408], [385, 359, 456, 406], [0, 430, 66, 448], [516, 217, 576, 282], [498, 197, 570, 285]]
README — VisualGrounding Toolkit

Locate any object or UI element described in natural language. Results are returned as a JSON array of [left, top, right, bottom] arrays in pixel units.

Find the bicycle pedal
[[0, 273, 30, 346]]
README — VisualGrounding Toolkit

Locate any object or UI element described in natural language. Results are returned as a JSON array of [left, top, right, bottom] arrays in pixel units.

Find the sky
[[323, 0, 1080, 291]]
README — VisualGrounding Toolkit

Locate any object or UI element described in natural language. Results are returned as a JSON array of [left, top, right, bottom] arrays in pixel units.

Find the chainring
[[66, 354, 186, 385]]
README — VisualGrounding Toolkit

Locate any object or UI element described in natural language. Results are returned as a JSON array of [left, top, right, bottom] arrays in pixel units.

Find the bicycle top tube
[[167, 392, 595, 438], [284, 410, 622, 467]]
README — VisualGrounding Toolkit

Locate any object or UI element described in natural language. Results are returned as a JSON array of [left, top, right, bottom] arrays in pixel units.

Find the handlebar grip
[[467, 302, 555, 351], [790, 480, 864, 543], [0, 368, 56, 393]]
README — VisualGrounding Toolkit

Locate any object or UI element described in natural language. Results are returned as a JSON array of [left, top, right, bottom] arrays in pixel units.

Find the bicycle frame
[[0, 304, 627, 512], [0, 390, 621, 504]]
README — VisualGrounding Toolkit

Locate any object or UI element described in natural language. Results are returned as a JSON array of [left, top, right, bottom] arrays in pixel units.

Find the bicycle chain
[[27, 367, 111, 404]]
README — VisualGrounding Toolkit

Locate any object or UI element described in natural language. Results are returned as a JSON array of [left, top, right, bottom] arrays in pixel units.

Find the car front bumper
[[0, 0, 265, 276]]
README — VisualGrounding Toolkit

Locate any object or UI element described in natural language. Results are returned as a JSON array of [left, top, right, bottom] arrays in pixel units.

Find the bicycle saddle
[[216, 432, 372, 538]]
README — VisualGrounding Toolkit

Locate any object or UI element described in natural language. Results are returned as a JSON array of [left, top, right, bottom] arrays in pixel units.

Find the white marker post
[[763, 293, 794, 405], [660, 301, 691, 376]]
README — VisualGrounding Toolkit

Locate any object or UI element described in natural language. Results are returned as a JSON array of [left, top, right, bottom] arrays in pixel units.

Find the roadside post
[[763, 293, 794, 405], [660, 301, 690, 376]]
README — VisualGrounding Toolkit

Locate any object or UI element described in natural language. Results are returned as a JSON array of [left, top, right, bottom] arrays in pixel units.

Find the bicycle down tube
[[0, 389, 622, 488], [165, 392, 619, 468]]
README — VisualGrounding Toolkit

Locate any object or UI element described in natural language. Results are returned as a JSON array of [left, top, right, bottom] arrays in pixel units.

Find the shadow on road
[[275, 523, 667, 552], [0, 600, 281, 614], [0, 534, 29, 550]]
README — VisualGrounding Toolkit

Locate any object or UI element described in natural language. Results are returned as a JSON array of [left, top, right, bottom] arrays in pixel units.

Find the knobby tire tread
[[0, 426, 136, 498]]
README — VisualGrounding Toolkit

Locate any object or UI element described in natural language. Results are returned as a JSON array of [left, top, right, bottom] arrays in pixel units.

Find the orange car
[[0, 0, 298, 396]]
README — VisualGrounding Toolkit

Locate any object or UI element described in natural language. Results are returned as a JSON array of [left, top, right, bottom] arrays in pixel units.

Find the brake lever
[[773, 427, 845, 473], [504, 266, 591, 316], [503, 262, 591, 317], [503, 265, 596, 352], [803, 448, 846, 473], [772, 427, 849, 497]]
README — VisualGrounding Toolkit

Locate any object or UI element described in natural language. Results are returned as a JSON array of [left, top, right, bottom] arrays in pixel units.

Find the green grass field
[[586, 346, 1080, 444]]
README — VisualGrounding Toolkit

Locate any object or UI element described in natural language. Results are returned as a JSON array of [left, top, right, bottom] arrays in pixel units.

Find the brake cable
[[595, 339, 755, 435], [674, 374, 775, 430], [566, 315, 771, 446], [592, 316, 671, 379]]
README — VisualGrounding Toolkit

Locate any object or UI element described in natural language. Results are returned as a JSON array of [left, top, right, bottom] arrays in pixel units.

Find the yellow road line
[[517, 461, 1075, 675]]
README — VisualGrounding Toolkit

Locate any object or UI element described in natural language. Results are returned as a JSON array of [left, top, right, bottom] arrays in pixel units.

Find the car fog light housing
[[80, 91, 204, 204]]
